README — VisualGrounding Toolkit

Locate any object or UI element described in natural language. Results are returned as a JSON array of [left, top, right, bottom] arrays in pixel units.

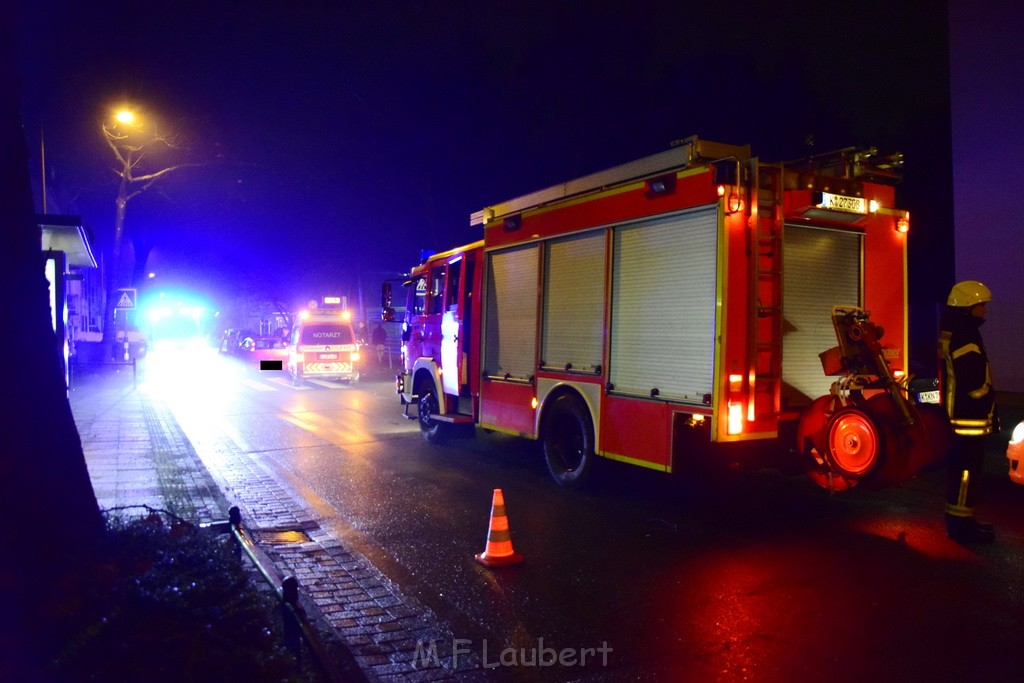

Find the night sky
[[17, 2, 954, 343]]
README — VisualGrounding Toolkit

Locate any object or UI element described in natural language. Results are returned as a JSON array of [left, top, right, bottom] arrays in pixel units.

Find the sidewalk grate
[[255, 528, 313, 544]]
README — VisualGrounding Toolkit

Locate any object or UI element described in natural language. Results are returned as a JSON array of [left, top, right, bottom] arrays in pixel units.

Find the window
[[446, 259, 462, 312], [299, 324, 354, 345], [408, 276, 427, 316], [428, 266, 445, 315]]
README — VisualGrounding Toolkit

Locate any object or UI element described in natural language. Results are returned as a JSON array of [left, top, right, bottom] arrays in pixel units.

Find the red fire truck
[[383, 136, 947, 490]]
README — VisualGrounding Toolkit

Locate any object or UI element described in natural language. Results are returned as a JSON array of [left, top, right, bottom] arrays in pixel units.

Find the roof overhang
[[38, 214, 97, 268]]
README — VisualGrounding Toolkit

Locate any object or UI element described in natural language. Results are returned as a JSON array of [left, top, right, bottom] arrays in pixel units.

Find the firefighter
[[939, 280, 997, 543]]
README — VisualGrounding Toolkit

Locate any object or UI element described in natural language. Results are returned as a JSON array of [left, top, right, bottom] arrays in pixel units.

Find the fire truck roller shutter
[[484, 244, 540, 381], [542, 231, 606, 373], [609, 205, 717, 402], [781, 225, 862, 406]]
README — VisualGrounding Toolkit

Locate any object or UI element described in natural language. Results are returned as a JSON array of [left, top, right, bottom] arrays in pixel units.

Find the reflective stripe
[[968, 384, 991, 399], [952, 416, 993, 436], [951, 418, 991, 427], [945, 503, 975, 518], [951, 343, 981, 360], [954, 427, 990, 436], [957, 470, 970, 508]]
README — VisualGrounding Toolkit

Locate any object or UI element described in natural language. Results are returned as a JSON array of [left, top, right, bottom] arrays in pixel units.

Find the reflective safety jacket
[[938, 309, 995, 436]]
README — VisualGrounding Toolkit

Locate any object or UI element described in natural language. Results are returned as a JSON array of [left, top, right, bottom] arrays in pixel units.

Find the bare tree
[[100, 110, 194, 357]]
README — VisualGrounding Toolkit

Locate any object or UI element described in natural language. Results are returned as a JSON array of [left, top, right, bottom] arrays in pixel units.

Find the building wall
[[949, 1, 1024, 392]]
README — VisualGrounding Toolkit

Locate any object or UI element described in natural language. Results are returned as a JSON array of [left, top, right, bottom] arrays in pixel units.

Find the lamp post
[[99, 105, 189, 358], [100, 107, 141, 358]]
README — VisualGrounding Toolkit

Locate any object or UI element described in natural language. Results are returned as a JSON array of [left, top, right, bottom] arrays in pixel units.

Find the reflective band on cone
[[475, 488, 524, 567]]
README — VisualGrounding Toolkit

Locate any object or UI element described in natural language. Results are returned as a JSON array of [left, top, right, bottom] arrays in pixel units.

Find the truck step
[[433, 413, 475, 424]]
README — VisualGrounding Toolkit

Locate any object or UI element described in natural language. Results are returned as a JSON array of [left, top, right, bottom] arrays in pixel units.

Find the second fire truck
[[383, 136, 947, 491]]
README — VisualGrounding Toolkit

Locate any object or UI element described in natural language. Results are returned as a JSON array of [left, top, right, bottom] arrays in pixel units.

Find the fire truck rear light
[[717, 184, 726, 197], [869, 199, 879, 213], [727, 401, 743, 435], [531, 397, 539, 410], [896, 216, 910, 233], [728, 373, 743, 391], [351, 351, 360, 362]]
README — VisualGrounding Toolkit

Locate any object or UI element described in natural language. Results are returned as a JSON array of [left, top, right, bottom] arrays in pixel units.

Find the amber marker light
[[896, 212, 910, 233]]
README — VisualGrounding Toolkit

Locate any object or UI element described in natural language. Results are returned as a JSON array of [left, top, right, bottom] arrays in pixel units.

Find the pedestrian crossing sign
[[114, 288, 137, 310]]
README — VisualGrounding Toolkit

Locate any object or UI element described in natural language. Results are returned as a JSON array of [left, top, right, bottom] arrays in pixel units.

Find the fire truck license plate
[[318, 353, 338, 360], [918, 390, 940, 404]]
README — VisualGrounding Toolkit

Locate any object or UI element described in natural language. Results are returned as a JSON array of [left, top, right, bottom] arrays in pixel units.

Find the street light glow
[[115, 109, 137, 125]]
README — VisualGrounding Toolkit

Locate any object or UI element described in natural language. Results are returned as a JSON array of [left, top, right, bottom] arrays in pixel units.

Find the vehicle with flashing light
[[287, 305, 360, 384], [383, 135, 950, 491]]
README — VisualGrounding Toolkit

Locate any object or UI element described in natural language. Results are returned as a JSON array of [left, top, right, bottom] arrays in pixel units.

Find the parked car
[[219, 329, 255, 355], [244, 336, 289, 366]]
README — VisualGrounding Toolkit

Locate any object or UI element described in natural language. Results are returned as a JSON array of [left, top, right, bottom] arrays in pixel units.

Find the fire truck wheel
[[417, 382, 450, 444], [542, 393, 595, 488]]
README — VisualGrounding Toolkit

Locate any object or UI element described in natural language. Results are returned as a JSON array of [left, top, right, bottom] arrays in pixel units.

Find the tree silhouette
[[1, 9, 104, 677], [100, 109, 195, 356]]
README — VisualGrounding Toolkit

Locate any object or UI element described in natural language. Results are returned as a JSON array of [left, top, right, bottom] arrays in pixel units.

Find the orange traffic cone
[[475, 488, 524, 567]]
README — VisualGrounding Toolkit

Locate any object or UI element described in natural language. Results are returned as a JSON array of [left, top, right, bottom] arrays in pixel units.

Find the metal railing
[[207, 506, 358, 683]]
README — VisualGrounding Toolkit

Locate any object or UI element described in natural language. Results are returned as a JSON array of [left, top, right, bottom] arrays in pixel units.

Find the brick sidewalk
[[68, 363, 485, 682], [69, 364, 230, 523]]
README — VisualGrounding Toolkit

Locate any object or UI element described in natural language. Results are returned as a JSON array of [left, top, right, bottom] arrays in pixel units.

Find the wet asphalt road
[[151, 348, 1024, 681]]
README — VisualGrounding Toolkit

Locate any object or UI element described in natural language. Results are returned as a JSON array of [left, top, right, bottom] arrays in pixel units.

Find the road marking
[[307, 379, 348, 389], [241, 379, 277, 392], [267, 377, 309, 390]]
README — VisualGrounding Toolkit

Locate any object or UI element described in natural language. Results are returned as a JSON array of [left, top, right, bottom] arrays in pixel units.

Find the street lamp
[[114, 109, 137, 126], [99, 103, 192, 358]]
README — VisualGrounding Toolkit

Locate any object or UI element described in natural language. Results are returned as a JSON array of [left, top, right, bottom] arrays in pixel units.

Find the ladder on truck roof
[[470, 136, 751, 226]]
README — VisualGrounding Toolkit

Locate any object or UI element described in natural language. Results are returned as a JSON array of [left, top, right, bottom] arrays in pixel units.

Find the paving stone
[[70, 366, 464, 683]]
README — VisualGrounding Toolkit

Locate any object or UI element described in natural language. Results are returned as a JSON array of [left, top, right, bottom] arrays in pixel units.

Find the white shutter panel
[[484, 245, 539, 379], [542, 231, 606, 372], [609, 206, 718, 402], [781, 224, 862, 405]]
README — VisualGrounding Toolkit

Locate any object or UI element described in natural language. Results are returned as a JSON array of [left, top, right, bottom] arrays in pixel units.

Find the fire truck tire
[[542, 393, 595, 488], [417, 381, 450, 444]]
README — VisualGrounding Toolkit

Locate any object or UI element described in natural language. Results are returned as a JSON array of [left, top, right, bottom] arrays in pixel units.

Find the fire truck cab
[[386, 136, 945, 490]]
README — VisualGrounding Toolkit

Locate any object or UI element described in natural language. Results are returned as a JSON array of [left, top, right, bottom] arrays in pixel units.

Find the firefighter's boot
[[945, 513, 995, 544], [945, 466, 994, 544]]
